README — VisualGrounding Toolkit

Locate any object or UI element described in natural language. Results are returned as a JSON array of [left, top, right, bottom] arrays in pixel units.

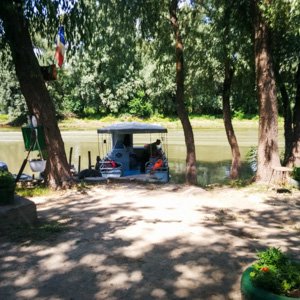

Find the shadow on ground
[[0, 183, 299, 300]]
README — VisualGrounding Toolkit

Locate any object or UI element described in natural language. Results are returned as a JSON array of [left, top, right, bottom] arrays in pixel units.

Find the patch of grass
[[0, 114, 9, 121], [16, 185, 51, 197], [55, 113, 269, 131], [190, 114, 221, 120]]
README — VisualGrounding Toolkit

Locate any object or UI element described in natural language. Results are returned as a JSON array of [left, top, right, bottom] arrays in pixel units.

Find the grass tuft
[[16, 185, 51, 198]]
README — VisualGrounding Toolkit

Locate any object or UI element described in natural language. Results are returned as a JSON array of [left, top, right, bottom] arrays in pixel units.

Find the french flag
[[55, 26, 65, 68]]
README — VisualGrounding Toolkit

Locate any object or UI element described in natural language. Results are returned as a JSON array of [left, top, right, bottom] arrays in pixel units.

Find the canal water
[[0, 127, 284, 185]]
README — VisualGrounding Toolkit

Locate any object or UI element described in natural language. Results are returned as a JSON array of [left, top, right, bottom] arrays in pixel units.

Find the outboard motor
[[0, 161, 8, 172]]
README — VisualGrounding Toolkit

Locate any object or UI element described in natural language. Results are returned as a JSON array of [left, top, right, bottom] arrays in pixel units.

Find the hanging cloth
[[54, 25, 65, 68]]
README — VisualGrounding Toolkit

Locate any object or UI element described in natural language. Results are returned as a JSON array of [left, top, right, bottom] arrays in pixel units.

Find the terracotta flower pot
[[241, 266, 300, 300]]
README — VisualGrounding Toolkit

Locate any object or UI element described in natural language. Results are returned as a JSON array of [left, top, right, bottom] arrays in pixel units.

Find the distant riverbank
[[58, 116, 261, 131], [0, 114, 276, 131]]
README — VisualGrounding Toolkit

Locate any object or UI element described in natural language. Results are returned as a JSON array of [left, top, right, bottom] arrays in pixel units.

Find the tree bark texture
[[222, 60, 241, 179], [0, 0, 72, 189], [169, 0, 197, 185], [253, 1, 281, 182], [273, 67, 293, 165]]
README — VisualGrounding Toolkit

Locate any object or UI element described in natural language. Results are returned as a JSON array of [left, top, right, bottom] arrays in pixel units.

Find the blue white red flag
[[55, 26, 65, 68]]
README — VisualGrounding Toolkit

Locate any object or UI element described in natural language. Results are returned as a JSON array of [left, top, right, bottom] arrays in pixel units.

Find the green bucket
[[21, 126, 46, 151]]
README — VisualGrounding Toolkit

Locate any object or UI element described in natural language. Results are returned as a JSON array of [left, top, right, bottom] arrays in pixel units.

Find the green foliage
[[233, 110, 246, 120], [128, 91, 153, 118], [0, 171, 15, 188], [292, 167, 300, 181], [250, 247, 300, 296], [246, 146, 257, 172], [0, 171, 16, 204], [0, 49, 26, 120], [16, 185, 50, 198], [0, 0, 298, 122], [0, 114, 8, 123]]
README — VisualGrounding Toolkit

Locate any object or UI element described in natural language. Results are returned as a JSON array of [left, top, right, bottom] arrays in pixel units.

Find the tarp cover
[[97, 122, 167, 134]]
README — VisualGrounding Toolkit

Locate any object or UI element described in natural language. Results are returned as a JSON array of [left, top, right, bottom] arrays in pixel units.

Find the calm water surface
[[0, 128, 284, 185]]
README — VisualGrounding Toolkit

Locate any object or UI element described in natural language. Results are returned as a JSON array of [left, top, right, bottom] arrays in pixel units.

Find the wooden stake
[[88, 151, 91, 170], [69, 147, 73, 165], [78, 156, 81, 173]]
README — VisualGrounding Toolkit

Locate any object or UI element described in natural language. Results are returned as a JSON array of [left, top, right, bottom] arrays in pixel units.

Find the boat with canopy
[[97, 122, 169, 182]]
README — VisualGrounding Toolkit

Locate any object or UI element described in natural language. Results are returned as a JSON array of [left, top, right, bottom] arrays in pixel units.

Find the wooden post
[[78, 156, 81, 173], [88, 151, 91, 170], [69, 147, 73, 165]]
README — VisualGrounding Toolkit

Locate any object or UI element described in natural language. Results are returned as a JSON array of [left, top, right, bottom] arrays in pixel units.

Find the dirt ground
[[0, 183, 299, 300]]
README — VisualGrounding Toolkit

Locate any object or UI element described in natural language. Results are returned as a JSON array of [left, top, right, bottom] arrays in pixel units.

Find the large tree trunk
[[222, 60, 241, 179], [253, 0, 281, 183], [289, 62, 300, 166], [0, 0, 72, 189], [169, 0, 197, 185], [273, 66, 293, 165]]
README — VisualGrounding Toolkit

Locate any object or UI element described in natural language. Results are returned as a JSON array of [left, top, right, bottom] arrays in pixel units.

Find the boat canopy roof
[[97, 122, 167, 134]]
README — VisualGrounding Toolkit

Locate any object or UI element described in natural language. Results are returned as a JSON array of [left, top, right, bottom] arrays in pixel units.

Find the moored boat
[[97, 122, 169, 183]]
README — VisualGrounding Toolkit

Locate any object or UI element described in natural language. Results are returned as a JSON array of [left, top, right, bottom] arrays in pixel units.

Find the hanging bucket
[[29, 159, 46, 172]]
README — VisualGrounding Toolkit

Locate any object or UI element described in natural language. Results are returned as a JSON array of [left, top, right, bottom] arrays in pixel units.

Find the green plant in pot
[[0, 171, 16, 204], [289, 167, 300, 189], [292, 167, 300, 181], [241, 247, 300, 299]]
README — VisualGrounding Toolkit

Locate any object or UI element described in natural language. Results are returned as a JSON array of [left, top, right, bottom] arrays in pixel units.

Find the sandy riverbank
[[0, 183, 299, 300]]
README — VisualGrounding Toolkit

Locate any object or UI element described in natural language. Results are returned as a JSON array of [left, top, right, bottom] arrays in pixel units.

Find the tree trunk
[[0, 0, 72, 189], [253, 0, 281, 183], [289, 62, 300, 166], [221, 4, 241, 180], [222, 60, 241, 179], [169, 0, 197, 185], [273, 66, 293, 165]]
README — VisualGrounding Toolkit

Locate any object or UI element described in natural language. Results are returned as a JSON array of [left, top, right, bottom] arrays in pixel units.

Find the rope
[[30, 127, 44, 161]]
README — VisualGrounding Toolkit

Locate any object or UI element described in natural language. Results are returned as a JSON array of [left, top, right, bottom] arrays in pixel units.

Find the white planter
[[29, 160, 46, 172]]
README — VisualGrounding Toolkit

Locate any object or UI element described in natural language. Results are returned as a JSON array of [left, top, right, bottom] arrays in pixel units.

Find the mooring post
[[88, 151, 91, 170], [78, 156, 81, 173], [69, 147, 73, 166]]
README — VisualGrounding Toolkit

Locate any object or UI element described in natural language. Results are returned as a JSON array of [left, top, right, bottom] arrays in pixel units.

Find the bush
[[128, 91, 153, 118], [0, 171, 16, 204], [250, 247, 300, 297], [0, 171, 15, 188], [292, 167, 300, 181]]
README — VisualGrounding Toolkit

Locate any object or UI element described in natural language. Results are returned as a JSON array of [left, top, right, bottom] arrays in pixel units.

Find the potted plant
[[0, 171, 16, 204], [289, 167, 300, 189], [241, 247, 300, 299]]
